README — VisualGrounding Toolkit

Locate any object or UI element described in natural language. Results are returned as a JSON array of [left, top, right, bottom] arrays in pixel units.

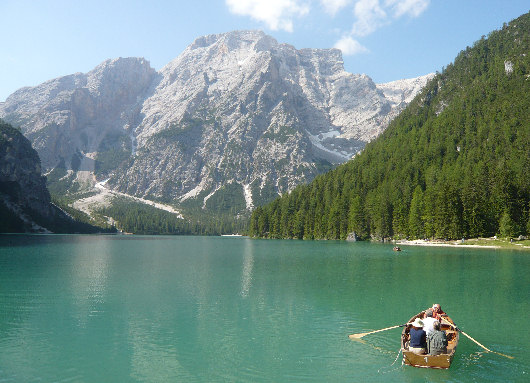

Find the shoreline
[[395, 238, 530, 250], [396, 239, 498, 249]]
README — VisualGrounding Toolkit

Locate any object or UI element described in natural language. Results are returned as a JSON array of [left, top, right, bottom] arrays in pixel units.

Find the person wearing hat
[[408, 317, 427, 354]]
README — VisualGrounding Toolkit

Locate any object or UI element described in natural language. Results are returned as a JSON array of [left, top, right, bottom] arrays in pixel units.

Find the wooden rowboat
[[401, 311, 459, 369]]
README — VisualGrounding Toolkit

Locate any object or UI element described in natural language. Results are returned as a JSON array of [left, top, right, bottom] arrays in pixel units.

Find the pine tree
[[408, 186, 425, 239], [499, 210, 516, 238]]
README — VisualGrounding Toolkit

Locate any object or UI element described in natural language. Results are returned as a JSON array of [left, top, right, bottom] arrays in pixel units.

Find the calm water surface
[[0, 235, 528, 382]]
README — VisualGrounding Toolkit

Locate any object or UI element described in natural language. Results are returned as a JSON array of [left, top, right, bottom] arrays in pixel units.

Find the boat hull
[[401, 312, 459, 369], [402, 349, 454, 369]]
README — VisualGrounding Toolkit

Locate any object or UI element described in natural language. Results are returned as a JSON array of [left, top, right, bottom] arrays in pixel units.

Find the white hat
[[412, 318, 424, 328]]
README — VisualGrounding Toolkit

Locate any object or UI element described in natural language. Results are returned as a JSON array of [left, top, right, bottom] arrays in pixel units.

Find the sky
[[0, 0, 528, 102]]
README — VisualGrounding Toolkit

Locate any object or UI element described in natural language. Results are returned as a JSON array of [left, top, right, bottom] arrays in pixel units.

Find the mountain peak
[[85, 57, 156, 97], [89, 57, 152, 72], [188, 30, 275, 51]]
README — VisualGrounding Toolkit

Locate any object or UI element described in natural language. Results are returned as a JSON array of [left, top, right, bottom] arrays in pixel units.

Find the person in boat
[[422, 309, 437, 336], [432, 303, 446, 320], [426, 320, 448, 355], [408, 318, 427, 354]]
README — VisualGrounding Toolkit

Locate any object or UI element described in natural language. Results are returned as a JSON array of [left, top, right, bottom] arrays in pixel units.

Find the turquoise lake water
[[0, 235, 528, 382]]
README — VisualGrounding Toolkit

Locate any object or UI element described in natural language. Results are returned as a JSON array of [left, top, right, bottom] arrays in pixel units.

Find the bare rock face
[[0, 58, 157, 170], [0, 120, 54, 225], [0, 31, 433, 211]]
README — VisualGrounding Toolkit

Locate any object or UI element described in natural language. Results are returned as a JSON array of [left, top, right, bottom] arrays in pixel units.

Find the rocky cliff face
[[0, 31, 433, 212], [0, 58, 157, 170], [0, 120, 56, 231]]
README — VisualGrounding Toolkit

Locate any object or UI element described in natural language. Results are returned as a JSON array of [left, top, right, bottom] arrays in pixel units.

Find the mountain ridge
[[0, 30, 433, 219]]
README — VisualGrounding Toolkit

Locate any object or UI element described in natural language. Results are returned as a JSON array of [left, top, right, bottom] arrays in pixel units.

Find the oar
[[349, 323, 407, 339], [459, 329, 514, 359], [440, 318, 514, 359]]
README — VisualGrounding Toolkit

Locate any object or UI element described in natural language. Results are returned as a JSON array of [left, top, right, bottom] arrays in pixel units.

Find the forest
[[97, 197, 248, 235], [249, 12, 530, 241]]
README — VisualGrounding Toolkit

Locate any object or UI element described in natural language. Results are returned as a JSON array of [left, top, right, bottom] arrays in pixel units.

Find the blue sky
[[1, 1, 528, 101]]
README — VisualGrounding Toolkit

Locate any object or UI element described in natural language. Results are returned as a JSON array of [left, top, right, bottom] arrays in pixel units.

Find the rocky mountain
[[1, 58, 156, 170], [0, 30, 433, 216], [0, 120, 93, 232]]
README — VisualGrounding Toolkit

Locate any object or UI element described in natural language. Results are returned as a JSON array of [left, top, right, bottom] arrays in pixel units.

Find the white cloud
[[320, 0, 352, 16], [385, 0, 430, 18], [351, 0, 388, 37], [334, 36, 368, 55], [224, 0, 429, 56], [350, 0, 429, 36], [333, 0, 429, 55], [226, 0, 310, 32]]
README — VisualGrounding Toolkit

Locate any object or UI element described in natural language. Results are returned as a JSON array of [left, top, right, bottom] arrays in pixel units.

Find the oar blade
[[348, 333, 367, 339], [494, 351, 515, 360], [348, 323, 405, 340]]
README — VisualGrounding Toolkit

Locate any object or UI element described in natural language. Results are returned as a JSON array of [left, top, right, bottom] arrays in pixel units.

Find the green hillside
[[249, 12, 530, 241]]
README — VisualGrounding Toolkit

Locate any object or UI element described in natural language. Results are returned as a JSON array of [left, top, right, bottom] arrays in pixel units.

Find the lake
[[0, 235, 528, 382]]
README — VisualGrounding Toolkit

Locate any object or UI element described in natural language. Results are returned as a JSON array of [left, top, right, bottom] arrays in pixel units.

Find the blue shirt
[[409, 328, 427, 348]]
